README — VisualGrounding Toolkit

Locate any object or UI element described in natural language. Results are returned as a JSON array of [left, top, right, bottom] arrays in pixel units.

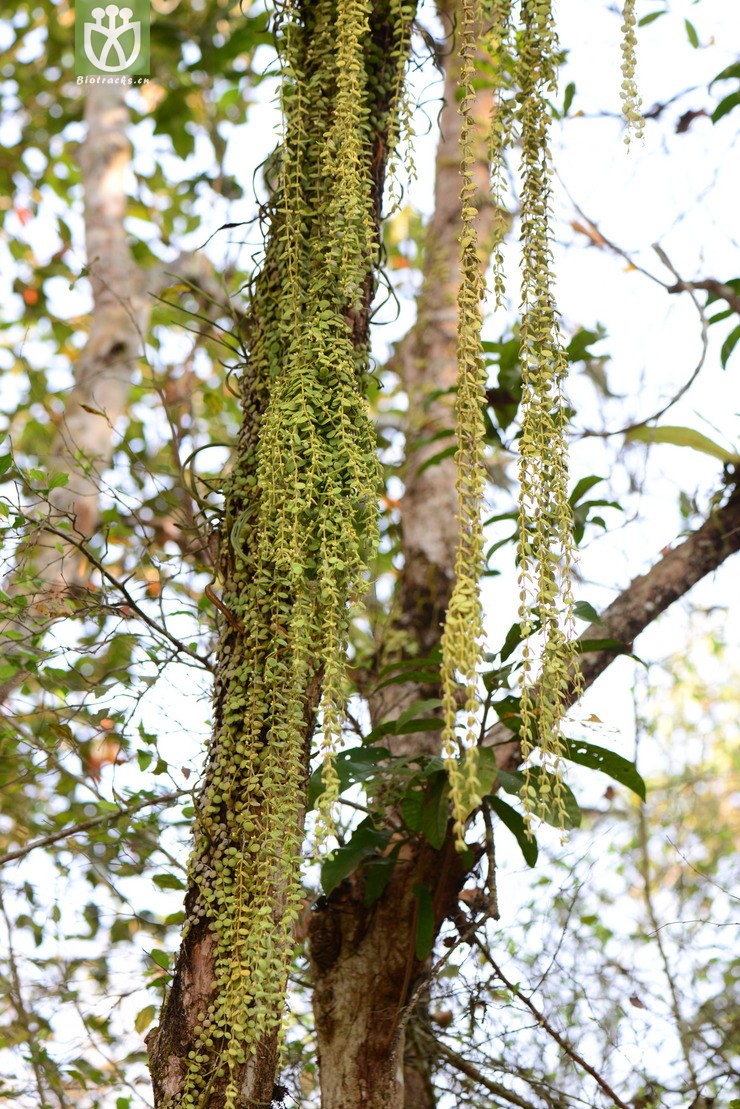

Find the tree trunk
[[309, 4, 499, 1103], [310, 837, 468, 1109], [0, 83, 214, 701], [147, 5, 417, 1105]]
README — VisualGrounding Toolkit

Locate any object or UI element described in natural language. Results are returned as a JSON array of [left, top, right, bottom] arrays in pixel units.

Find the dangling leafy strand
[[620, 0, 645, 143], [171, 1, 415, 1101], [515, 0, 580, 833], [441, 0, 489, 849]]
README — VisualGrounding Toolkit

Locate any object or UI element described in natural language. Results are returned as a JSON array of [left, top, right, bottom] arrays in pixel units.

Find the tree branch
[[486, 481, 740, 769], [473, 938, 631, 1109], [37, 522, 214, 671], [667, 277, 740, 316], [0, 789, 188, 869], [417, 1027, 536, 1109]]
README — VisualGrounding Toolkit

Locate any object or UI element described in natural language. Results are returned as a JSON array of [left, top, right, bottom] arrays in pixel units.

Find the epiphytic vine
[[514, 0, 580, 832], [171, 2, 414, 1103], [441, 0, 488, 847]]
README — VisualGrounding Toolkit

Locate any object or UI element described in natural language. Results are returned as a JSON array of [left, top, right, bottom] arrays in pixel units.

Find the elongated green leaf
[[401, 785, 425, 833], [493, 694, 522, 734], [626, 425, 738, 463], [637, 10, 667, 27], [569, 474, 604, 506], [710, 62, 740, 87], [420, 770, 450, 849], [396, 699, 443, 728], [578, 638, 626, 654], [561, 738, 646, 799], [153, 873, 185, 891], [488, 796, 538, 866], [308, 747, 389, 808], [321, 819, 393, 896], [364, 849, 400, 906], [372, 668, 441, 693], [134, 1006, 156, 1034], [417, 444, 456, 475], [499, 620, 524, 662], [496, 768, 581, 830], [573, 601, 602, 625], [720, 323, 740, 369], [363, 716, 442, 746], [712, 90, 740, 124], [562, 81, 576, 116]]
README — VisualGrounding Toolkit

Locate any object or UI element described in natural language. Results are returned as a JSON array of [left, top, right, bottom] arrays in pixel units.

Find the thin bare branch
[[0, 789, 188, 868], [474, 939, 631, 1109]]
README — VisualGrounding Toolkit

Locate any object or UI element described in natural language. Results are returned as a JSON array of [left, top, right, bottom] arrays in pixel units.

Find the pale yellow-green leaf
[[626, 425, 739, 464]]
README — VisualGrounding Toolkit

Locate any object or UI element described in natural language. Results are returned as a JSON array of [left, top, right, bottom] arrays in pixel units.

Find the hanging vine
[[165, 2, 415, 1104], [513, 0, 580, 832], [488, 0, 515, 307], [620, 0, 644, 142], [441, 0, 488, 847]]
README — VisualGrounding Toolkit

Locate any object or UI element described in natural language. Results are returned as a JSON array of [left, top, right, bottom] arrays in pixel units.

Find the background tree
[[1, 1, 739, 1108]]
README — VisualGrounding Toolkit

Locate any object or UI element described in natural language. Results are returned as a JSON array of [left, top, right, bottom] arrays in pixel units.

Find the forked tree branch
[[487, 480, 740, 769]]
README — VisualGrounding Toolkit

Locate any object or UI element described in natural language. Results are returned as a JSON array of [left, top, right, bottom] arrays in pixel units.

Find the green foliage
[[626, 424, 739, 463], [710, 61, 740, 124], [170, 1, 416, 1101], [440, 0, 490, 848]]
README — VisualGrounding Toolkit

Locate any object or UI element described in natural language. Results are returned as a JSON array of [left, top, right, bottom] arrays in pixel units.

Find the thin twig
[[481, 801, 500, 921], [666, 277, 740, 316], [474, 939, 631, 1109], [636, 801, 700, 1091], [418, 1027, 535, 1108], [557, 188, 710, 439], [0, 789, 188, 868], [39, 522, 214, 671], [0, 886, 63, 1107]]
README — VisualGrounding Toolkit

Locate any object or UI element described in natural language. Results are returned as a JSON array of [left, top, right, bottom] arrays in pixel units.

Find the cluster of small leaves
[[486, 0, 515, 306], [620, 0, 644, 142], [441, 0, 489, 848], [173, 1, 415, 1102], [383, 0, 417, 211], [514, 0, 581, 832]]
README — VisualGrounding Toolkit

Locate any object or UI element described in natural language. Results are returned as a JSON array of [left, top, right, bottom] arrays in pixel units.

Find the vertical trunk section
[[309, 3, 501, 1105], [148, 5, 417, 1106], [310, 838, 469, 1109]]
